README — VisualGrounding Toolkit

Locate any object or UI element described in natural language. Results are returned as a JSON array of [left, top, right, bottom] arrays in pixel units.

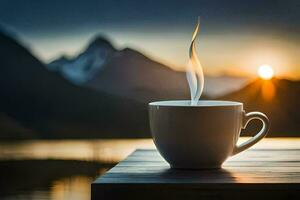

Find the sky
[[0, 0, 299, 78]]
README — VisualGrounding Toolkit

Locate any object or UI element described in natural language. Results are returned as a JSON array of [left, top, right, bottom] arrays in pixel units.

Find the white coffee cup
[[149, 100, 269, 169]]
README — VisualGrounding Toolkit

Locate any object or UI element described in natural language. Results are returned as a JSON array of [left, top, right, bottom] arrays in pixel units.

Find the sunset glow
[[258, 65, 274, 80]]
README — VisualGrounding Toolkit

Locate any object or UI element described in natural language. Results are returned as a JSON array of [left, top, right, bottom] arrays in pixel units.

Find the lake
[[0, 139, 154, 200], [0, 138, 298, 200]]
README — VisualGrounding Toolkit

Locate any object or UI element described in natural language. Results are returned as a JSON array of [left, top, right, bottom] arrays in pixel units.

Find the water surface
[[0, 139, 154, 200], [0, 138, 298, 200]]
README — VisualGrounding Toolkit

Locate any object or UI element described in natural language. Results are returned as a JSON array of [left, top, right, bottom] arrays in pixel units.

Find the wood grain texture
[[92, 139, 300, 200]]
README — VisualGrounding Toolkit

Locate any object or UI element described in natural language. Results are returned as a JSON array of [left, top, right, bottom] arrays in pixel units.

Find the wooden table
[[92, 139, 300, 200]]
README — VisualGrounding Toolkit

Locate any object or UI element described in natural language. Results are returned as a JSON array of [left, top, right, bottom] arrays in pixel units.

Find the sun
[[258, 65, 274, 80]]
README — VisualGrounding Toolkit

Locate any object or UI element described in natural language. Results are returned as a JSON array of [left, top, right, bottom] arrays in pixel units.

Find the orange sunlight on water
[[1, 138, 299, 163], [51, 176, 92, 200], [0, 138, 300, 200], [0, 139, 155, 163]]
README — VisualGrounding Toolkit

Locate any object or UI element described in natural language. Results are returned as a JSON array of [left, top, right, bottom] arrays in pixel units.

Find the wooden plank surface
[[92, 139, 300, 200]]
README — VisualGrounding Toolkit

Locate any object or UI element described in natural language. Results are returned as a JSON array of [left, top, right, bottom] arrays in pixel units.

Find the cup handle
[[232, 111, 270, 156]]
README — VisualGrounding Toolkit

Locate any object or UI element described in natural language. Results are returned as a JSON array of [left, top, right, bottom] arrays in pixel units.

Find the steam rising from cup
[[186, 18, 204, 105]]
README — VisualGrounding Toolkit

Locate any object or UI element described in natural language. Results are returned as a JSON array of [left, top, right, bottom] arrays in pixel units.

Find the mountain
[[86, 47, 192, 102], [49, 36, 250, 102], [48, 36, 191, 103], [2, 30, 296, 139], [0, 31, 150, 139], [220, 78, 300, 137], [48, 36, 116, 85]]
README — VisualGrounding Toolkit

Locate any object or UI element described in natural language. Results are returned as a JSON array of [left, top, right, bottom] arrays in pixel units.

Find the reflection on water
[[51, 176, 92, 200], [3, 176, 93, 200], [0, 138, 298, 200], [0, 139, 155, 163], [0, 139, 154, 200]]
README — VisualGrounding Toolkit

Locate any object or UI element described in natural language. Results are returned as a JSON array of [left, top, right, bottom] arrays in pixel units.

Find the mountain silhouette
[[220, 78, 300, 137], [49, 35, 250, 101], [49, 36, 191, 103], [0, 31, 149, 139], [0, 30, 298, 139], [48, 36, 116, 85]]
